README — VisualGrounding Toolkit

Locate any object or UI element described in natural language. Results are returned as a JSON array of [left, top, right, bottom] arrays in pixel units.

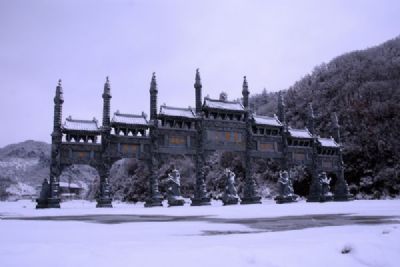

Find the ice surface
[[0, 200, 399, 267]]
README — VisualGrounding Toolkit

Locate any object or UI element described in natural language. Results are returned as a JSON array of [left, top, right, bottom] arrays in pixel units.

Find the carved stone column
[[307, 136, 321, 202], [331, 113, 352, 201], [144, 120, 163, 207], [191, 118, 211, 206], [96, 162, 113, 208], [334, 163, 352, 201], [37, 142, 62, 209], [241, 111, 261, 204], [97, 77, 113, 208], [37, 80, 63, 209]]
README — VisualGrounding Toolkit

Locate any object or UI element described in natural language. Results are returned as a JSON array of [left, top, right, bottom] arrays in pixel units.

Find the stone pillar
[[150, 72, 158, 120], [278, 92, 289, 171], [307, 137, 322, 202], [191, 118, 211, 206], [277, 92, 286, 125], [102, 77, 111, 128], [96, 162, 113, 208], [332, 113, 353, 201], [97, 77, 113, 208], [144, 119, 163, 207], [307, 103, 315, 135], [37, 79, 63, 209], [307, 104, 321, 202], [242, 76, 249, 109], [241, 77, 261, 204], [194, 68, 202, 114]]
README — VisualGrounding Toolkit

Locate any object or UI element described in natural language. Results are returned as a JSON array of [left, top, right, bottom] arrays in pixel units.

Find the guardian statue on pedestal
[[222, 168, 240, 205], [275, 170, 298, 204], [166, 165, 185, 206], [320, 172, 333, 202]]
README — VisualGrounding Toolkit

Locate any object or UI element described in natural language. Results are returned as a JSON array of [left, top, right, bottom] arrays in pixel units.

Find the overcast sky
[[0, 0, 399, 147]]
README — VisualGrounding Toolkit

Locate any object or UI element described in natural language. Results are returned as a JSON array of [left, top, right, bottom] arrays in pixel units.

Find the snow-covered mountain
[[0, 140, 97, 200]]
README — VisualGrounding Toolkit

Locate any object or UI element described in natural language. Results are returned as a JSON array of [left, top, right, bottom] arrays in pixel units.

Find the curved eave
[[111, 122, 150, 128], [202, 106, 246, 113], [62, 128, 101, 135], [158, 114, 197, 120]]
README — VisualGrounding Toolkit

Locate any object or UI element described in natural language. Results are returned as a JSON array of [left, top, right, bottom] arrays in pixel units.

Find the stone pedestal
[[168, 197, 185, 207], [275, 195, 298, 204], [307, 176, 322, 202], [334, 175, 353, 201], [241, 196, 261, 204], [96, 172, 113, 208], [191, 196, 211, 206], [241, 179, 261, 204], [222, 195, 239, 205], [35, 198, 48, 209], [334, 194, 353, 201], [320, 193, 334, 202], [144, 195, 163, 207], [306, 196, 320, 202], [96, 197, 113, 208]]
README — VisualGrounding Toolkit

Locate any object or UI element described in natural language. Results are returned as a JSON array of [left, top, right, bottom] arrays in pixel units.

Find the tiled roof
[[203, 98, 244, 111], [159, 105, 196, 118], [318, 137, 340, 148], [253, 114, 282, 127], [63, 116, 100, 132], [112, 111, 148, 126], [288, 128, 313, 139]]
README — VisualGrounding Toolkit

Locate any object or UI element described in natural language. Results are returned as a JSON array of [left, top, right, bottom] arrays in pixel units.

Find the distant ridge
[[251, 36, 400, 198]]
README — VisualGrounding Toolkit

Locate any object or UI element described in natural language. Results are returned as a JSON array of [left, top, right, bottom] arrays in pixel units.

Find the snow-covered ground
[[1, 199, 399, 267]]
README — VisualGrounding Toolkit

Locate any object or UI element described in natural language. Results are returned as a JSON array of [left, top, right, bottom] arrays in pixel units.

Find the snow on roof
[[112, 111, 148, 126], [253, 114, 282, 127], [318, 137, 340, 148], [59, 182, 81, 189], [159, 105, 196, 118], [63, 116, 100, 132], [203, 98, 244, 111], [288, 128, 313, 139]]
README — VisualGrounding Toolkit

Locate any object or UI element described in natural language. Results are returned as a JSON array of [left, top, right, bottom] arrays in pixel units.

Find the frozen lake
[[1, 199, 400, 267]]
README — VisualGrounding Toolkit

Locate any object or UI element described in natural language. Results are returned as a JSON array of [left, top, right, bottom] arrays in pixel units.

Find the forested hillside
[[250, 36, 400, 198]]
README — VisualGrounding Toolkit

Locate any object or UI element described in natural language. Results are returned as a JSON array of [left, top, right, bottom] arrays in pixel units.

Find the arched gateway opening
[[58, 164, 99, 200]]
